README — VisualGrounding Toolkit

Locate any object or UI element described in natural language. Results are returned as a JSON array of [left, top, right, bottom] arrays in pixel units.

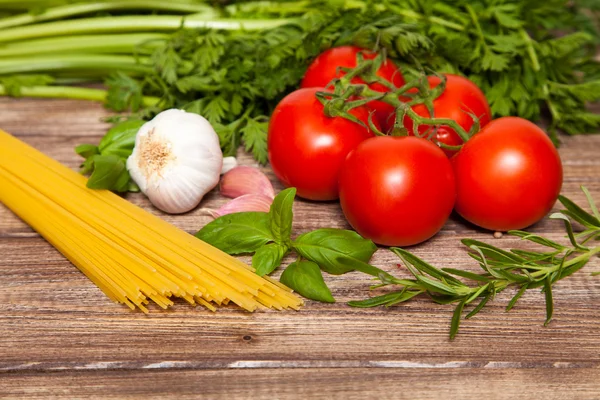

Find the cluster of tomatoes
[[267, 46, 563, 247]]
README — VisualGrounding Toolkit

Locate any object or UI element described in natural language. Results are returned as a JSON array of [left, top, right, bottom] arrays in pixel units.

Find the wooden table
[[1, 98, 600, 399]]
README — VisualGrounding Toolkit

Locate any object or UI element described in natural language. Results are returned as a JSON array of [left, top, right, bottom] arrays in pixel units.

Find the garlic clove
[[221, 156, 238, 175], [220, 166, 275, 199], [208, 194, 273, 218]]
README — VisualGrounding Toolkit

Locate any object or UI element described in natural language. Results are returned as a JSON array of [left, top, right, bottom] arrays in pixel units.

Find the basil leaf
[[252, 242, 288, 276], [128, 180, 140, 193], [268, 188, 296, 246], [292, 228, 377, 275], [79, 156, 95, 175], [76, 119, 144, 193], [86, 155, 130, 192], [280, 260, 335, 303], [75, 144, 99, 159], [98, 119, 145, 157], [195, 212, 274, 255]]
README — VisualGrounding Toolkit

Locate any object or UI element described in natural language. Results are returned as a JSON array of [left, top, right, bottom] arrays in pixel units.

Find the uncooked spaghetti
[[0, 129, 302, 312]]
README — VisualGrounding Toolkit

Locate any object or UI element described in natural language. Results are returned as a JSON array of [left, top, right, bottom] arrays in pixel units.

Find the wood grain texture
[[3, 369, 600, 400], [1, 97, 600, 399]]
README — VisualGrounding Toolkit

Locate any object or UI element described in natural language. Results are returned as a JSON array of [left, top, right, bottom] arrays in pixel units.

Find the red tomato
[[301, 46, 405, 130], [268, 88, 376, 201], [452, 117, 563, 231], [401, 74, 491, 157], [339, 136, 456, 246]]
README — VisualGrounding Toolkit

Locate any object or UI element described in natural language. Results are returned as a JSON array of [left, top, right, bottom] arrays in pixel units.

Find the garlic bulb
[[127, 109, 223, 214]]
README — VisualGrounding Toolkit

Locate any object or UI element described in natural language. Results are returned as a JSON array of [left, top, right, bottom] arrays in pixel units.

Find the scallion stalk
[[0, 83, 159, 106], [0, 54, 152, 75], [0, 33, 167, 57], [0, 0, 218, 30], [0, 15, 296, 44]]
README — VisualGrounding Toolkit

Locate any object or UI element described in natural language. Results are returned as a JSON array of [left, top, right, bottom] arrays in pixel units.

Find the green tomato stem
[[0, 16, 296, 44], [0, 33, 167, 57], [356, 84, 471, 143], [0, 1, 218, 30], [0, 54, 152, 75], [0, 83, 160, 106]]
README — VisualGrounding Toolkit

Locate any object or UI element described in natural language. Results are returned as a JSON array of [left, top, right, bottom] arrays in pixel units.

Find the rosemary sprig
[[348, 186, 600, 339]]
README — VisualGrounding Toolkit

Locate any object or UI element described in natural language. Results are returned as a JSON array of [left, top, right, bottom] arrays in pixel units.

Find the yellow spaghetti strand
[[0, 129, 303, 312]]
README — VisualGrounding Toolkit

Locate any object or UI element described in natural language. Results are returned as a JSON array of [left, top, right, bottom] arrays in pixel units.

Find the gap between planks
[[1, 359, 599, 373]]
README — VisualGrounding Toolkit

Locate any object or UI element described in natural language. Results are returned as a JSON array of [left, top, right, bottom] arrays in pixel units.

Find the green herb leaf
[[415, 275, 459, 296], [76, 119, 145, 192], [465, 284, 490, 304], [441, 268, 491, 283], [549, 213, 587, 249], [293, 228, 377, 275], [269, 188, 296, 246], [581, 186, 600, 223], [241, 117, 269, 165], [105, 72, 145, 112], [348, 290, 422, 308], [280, 260, 335, 303], [98, 119, 145, 158], [462, 239, 525, 264], [543, 276, 554, 326], [466, 291, 492, 319], [508, 230, 565, 250], [334, 257, 396, 280], [450, 298, 467, 340], [506, 283, 529, 312], [558, 195, 600, 228], [558, 259, 588, 280], [391, 247, 465, 286], [195, 212, 274, 254], [86, 155, 130, 192], [75, 144, 99, 159], [252, 242, 288, 276], [79, 157, 95, 175]]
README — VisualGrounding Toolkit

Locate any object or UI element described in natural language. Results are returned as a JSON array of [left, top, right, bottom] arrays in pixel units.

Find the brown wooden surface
[[1, 97, 600, 399]]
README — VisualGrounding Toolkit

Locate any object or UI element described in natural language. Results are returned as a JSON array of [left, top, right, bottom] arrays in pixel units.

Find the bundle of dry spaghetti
[[0, 129, 302, 312]]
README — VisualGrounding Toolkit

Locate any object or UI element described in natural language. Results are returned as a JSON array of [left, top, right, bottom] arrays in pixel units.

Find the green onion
[[0, 0, 217, 30], [0, 15, 296, 44], [0, 54, 152, 75], [0, 33, 167, 57]]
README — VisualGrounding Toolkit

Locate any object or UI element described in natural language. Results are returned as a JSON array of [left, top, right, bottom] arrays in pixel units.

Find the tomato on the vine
[[452, 117, 563, 231], [339, 136, 456, 246], [401, 74, 491, 157], [301, 46, 405, 129], [268, 87, 376, 201]]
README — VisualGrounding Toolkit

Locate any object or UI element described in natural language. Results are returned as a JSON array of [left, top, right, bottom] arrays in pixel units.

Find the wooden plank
[[1, 96, 600, 398], [2, 368, 600, 400]]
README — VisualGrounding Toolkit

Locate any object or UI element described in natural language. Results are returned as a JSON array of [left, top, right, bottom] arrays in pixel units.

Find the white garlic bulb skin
[[127, 109, 223, 214]]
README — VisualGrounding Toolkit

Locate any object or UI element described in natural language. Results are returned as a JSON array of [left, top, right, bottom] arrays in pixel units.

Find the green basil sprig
[[195, 188, 383, 303], [75, 119, 145, 192]]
